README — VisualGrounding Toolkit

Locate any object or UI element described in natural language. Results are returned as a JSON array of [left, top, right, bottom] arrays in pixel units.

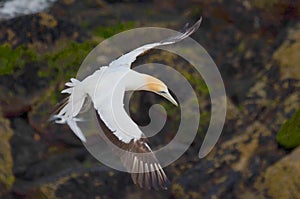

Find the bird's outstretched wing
[[92, 82, 169, 189], [95, 109, 169, 190], [109, 17, 202, 69]]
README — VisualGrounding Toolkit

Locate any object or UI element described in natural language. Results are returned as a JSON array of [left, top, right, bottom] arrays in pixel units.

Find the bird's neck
[[124, 70, 152, 92]]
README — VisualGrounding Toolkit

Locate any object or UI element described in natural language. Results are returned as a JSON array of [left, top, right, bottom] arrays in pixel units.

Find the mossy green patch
[[0, 44, 37, 75], [276, 109, 300, 149], [39, 41, 97, 85], [181, 70, 209, 95], [0, 39, 99, 113], [92, 21, 135, 38]]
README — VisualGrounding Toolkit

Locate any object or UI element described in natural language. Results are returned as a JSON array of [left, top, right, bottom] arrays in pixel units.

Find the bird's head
[[143, 75, 178, 106]]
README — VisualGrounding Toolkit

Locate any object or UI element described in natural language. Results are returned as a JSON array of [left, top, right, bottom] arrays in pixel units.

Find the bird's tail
[[51, 78, 88, 142]]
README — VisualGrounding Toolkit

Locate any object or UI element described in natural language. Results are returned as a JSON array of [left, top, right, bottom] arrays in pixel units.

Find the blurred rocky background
[[0, 0, 300, 198]]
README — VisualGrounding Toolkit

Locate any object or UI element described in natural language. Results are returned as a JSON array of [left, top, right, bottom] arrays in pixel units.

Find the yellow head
[[143, 75, 178, 106]]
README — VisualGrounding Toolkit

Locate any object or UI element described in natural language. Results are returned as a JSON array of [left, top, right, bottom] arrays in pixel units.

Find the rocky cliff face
[[0, 0, 299, 198]]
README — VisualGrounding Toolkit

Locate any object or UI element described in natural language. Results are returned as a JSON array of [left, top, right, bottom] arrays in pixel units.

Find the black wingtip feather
[[161, 16, 202, 44], [95, 109, 170, 190]]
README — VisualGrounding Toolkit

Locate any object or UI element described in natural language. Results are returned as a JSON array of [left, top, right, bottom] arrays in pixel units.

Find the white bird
[[53, 17, 202, 190]]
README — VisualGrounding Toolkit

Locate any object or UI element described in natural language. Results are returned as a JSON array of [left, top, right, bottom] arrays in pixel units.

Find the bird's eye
[[158, 91, 167, 94]]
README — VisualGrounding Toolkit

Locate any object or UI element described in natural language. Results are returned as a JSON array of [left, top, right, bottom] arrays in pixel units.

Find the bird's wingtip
[[199, 16, 203, 22], [192, 16, 203, 31]]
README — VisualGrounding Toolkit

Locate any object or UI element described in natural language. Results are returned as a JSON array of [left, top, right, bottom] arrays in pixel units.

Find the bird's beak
[[162, 92, 178, 106]]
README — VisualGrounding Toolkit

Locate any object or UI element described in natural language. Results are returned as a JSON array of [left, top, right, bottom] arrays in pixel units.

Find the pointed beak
[[162, 92, 178, 106]]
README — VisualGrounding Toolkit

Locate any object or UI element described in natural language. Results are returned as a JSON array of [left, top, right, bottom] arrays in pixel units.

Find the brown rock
[[273, 23, 300, 80], [256, 147, 300, 198], [0, 109, 15, 196]]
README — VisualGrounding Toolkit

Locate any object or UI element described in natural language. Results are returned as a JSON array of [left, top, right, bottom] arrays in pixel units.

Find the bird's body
[[53, 17, 202, 189], [88, 67, 146, 142]]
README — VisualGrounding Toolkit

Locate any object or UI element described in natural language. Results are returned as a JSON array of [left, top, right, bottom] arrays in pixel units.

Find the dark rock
[[28, 88, 83, 146], [0, 53, 50, 117], [12, 148, 92, 195], [10, 117, 47, 175], [0, 85, 31, 117], [0, 12, 88, 48], [105, 0, 152, 3], [24, 152, 81, 181], [23, 165, 170, 199], [172, 116, 287, 198]]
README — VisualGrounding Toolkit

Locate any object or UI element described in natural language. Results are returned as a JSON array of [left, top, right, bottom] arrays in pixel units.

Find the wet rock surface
[[0, 0, 299, 198]]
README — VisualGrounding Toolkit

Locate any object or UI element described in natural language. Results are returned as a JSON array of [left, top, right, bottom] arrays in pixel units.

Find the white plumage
[[53, 17, 202, 189]]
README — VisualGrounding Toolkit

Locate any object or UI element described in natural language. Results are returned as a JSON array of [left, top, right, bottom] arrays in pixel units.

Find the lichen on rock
[[0, 109, 15, 196], [256, 147, 300, 198], [273, 23, 300, 80], [276, 109, 300, 149], [38, 12, 58, 28]]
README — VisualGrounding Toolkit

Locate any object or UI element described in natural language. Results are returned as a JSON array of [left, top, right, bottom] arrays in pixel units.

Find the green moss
[[181, 70, 209, 95], [0, 40, 97, 103], [39, 41, 97, 84], [237, 41, 246, 53], [92, 21, 135, 38], [276, 109, 300, 149], [0, 44, 37, 75], [199, 111, 210, 136]]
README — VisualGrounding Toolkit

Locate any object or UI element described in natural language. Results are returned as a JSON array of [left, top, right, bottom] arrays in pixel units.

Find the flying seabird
[[53, 17, 202, 190]]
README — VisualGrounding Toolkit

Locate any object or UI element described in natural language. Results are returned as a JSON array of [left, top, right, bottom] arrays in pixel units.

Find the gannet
[[53, 17, 202, 190]]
